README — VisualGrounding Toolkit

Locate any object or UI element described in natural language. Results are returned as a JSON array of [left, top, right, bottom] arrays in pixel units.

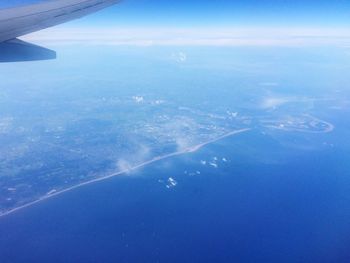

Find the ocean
[[1, 127, 350, 263]]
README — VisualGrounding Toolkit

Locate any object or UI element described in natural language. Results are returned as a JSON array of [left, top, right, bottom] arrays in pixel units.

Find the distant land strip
[[0, 128, 251, 218]]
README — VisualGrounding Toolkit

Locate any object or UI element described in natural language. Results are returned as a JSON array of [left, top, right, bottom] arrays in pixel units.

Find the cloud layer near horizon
[[22, 26, 350, 47]]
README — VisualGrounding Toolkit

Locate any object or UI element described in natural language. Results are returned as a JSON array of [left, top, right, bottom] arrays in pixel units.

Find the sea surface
[[1, 127, 350, 263]]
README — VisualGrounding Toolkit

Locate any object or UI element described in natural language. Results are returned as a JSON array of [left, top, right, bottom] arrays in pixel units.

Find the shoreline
[[0, 128, 251, 219]]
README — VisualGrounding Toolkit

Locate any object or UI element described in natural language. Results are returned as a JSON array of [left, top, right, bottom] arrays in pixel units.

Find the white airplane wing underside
[[0, 0, 120, 62]]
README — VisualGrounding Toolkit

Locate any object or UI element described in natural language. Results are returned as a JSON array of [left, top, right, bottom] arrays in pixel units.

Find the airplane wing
[[0, 38, 57, 62], [0, 0, 120, 62]]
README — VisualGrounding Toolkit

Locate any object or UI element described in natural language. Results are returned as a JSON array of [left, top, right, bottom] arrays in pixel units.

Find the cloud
[[166, 177, 178, 189], [115, 144, 151, 173], [172, 51, 187, 63], [132, 96, 144, 103], [22, 26, 350, 47], [260, 95, 321, 110], [261, 97, 291, 109], [175, 136, 192, 152], [116, 159, 132, 172]]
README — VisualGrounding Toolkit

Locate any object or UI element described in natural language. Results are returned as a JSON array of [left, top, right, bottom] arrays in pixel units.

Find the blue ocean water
[[1, 128, 350, 263], [1, 46, 350, 262]]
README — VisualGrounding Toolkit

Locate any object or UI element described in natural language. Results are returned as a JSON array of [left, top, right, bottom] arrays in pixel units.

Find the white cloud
[[116, 144, 151, 173], [166, 177, 178, 188], [175, 136, 192, 152], [22, 26, 350, 47], [261, 97, 291, 109], [116, 159, 132, 172], [132, 96, 144, 103], [209, 162, 218, 168], [172, 51, 187, 63]]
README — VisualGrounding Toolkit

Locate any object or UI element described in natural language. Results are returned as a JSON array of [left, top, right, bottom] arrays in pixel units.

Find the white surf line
[[0, 128, 251, 218]]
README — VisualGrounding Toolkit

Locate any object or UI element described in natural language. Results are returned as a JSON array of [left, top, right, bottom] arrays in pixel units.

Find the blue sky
[[2, 0, 350, 27], [3, 0, 350, 47], [102, 0, 350, 27]]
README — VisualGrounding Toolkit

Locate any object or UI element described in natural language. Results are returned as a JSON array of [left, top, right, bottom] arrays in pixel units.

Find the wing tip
[[0, 39, 56, 63]]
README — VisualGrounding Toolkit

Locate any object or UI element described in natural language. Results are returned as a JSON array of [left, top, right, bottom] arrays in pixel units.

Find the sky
[[105, 0, 350, 27], [2, 0, 350, 27], [2, 0, 350, 46]]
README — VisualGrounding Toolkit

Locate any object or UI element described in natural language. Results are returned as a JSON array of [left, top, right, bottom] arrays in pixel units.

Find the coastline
[[0, 128, 251, 218]]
